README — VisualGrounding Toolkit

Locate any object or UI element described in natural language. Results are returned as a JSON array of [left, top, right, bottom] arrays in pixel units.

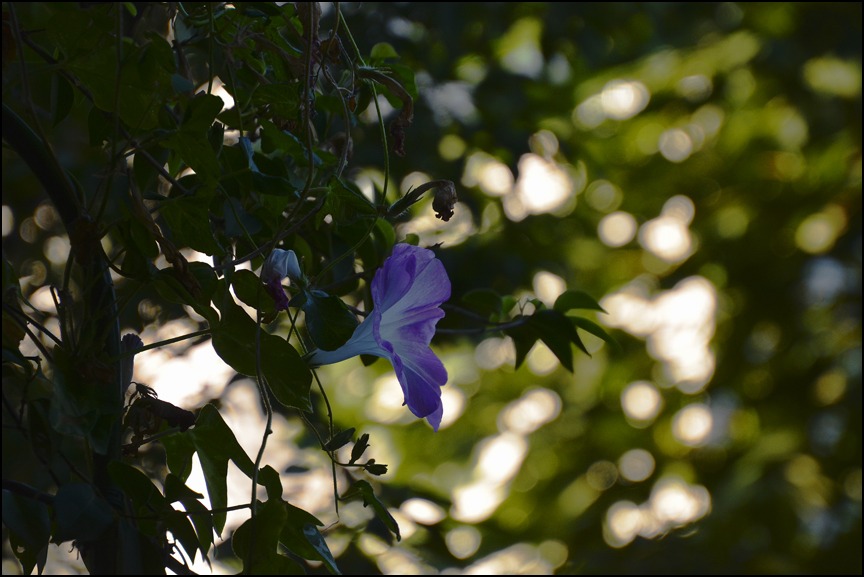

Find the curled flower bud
[[262, 249, 303, 311], [263, 249, 303, 284]]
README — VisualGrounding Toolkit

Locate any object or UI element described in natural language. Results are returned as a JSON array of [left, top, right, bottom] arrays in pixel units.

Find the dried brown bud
[[432, 181, 458, 221]]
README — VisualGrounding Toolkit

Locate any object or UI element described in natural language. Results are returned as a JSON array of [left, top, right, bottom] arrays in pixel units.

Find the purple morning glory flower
[[307, 243, 451, 430]]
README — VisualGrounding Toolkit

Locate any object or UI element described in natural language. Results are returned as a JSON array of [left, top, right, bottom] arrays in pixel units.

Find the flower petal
[[372, 244, 450, 316], [306, 315, 382, 366], [263, 249, 302, 283], [382, 340, 447, 430]]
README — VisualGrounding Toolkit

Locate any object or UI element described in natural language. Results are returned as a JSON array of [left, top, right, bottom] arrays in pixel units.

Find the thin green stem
[[112, 328, 212, 362]]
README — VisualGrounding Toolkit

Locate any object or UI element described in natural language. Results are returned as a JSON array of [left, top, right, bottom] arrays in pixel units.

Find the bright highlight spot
[[574, 79, 651, 128], [475, 336, 516, 371], [599, 211, 638, 247], [650, 476, 711, 527], [586, 460, 619, 491], [795, 205, 847, 254], [507, 153, 573, 220], [464, 543, 553, 575], [451, 481, 506, 524], [672, 403, 713, 447], [533, 270, 567, 307], [586, 180, 623, 212], [803, 57, 862, 98], [452, 433, 529, 523], [401, 498, 446, 525], [604, 276, 717, 393], [496, 18, 544, 78], [639, 196, 696, 264], [618, 449, 656, 482], [446, 526, 482, 560], [601, 80, 650, 120], [677, 74, 713, 101], [621, 381, 663, 424], [604, 476, 711, 547], [439, 134, 467, 161], [526, 341, 559, 375], [1, 205, 13, 237], [477, 433, 529, 484], [658, 128, 693, 163], [500, 388, 562, 435], [462, 151, 514, 197], [43, 236, 71, 266], [604, 501, 642, 547]]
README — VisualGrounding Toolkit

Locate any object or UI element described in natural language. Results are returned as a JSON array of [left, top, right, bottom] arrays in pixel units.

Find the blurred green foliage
[[2, 2, 861, 575]]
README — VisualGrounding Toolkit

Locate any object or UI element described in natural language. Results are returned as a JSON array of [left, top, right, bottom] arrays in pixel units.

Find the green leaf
[[350, 433, 370, 465], [163, 509, 203, 563], [554, 289, 607, 314], [2, 490, 50, 575], [370, 42, 400, 61], [181, 93, 225, 133], [164, 131, 220, 182], [302, 523, 340, 574], [159, 195, 224, 256], [8, 530, 47, 576], [52, 484, 115, 543], [374, 217, 397, 249], [151, 263, 219, 324], [162, 431, 196, 482], [161, 93, 225, 180], [231, 269, 276, 317], [223, 197, 263, 238], [233, 499, 303, 574], [570, 316, 620, 352], [108, 461, 168, 538], [302, 289, 359, 351], [342, 480, 401, 541], [506, 308, 589, 371], [505, 315, 537, 371], [259, 465, 284, 501], [281, 503, 340, 574], [255, 93, 302, 137], [530, 309, 588, 370], [164, 474, 205, 503], [108, 461, 168, 513], [323, 427, 356, 452], [189, 404, 255, 535], [164, 474, 214, 557], [212, 283, 313, 411]]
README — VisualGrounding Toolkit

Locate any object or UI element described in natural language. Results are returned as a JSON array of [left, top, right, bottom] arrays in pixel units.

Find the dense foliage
[[2, 2, 861, 575]]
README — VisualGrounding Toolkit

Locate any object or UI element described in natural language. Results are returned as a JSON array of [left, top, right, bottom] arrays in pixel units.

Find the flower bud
[[263, 249, 303, 284]]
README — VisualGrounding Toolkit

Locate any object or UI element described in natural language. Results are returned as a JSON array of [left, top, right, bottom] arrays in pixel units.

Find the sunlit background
[[2, 2, 861, 575]]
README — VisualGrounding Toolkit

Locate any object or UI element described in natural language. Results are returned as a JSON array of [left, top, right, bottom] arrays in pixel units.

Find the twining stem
[[112, 328, 212, 362]]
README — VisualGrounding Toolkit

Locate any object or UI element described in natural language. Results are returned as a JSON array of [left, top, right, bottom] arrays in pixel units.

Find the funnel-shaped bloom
[[307, 243, 450, 430]]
